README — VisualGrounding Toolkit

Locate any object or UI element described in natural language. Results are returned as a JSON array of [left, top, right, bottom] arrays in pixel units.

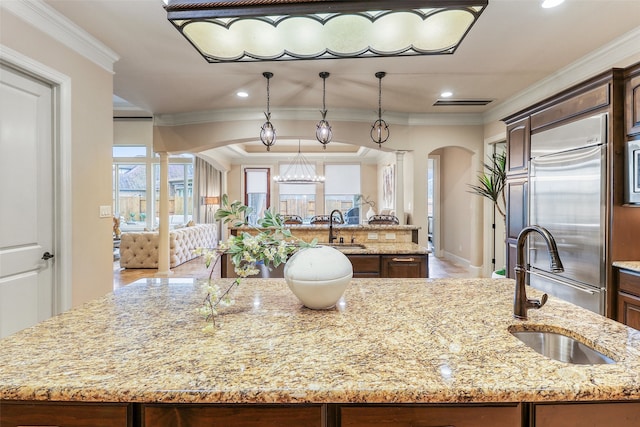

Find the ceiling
[[39, 0, 640, 159]]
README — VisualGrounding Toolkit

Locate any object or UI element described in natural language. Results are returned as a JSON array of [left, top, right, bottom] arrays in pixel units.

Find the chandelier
[[165, 1, 488, 63], [273, 140, 325, 184], [371, 71, 390, 148], [259, 71, 276, 151], [316, 71, 332, 149]]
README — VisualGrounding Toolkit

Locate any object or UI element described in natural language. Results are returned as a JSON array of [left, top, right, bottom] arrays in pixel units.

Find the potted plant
[[468, 151, 506, 277]]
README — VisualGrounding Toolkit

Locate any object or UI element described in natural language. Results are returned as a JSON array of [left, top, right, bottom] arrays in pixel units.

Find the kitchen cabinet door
[[348, 255, 380, 278], [534, 402, 640, 426], [341, 404, 521, 427], [505, 178, 528, 279], [0, 401, 131, 427], [506, 117, 530, 176], [616, 269, 640, 328], [142, 404, 322, 426], [618, 292, 640, 330], [626, 65, 640, 137]]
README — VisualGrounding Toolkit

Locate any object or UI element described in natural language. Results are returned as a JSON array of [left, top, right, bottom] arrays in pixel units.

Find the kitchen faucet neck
[[514, 225, 564, 320], [328, 209, 344, 244]]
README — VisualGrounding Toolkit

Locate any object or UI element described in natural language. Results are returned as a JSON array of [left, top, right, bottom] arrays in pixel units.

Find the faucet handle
[[528, 293, 548, 309]]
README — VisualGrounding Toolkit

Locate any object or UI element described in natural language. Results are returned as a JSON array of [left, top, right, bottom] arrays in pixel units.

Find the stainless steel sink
[[324, 243, 366, 250], [510, 329, 615, 365]]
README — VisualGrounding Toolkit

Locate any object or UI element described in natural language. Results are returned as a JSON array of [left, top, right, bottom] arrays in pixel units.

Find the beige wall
[[438, 147, 474, 263], [2, 11, 114, 307], [114, 119, 153, 146]]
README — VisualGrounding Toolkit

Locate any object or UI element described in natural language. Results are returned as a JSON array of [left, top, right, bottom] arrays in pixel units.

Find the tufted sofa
[[119, 224, 216, 269]]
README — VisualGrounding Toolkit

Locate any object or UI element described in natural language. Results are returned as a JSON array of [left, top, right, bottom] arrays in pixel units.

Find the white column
[[155, 152, 172, 277], [395, 151, 406, 225]]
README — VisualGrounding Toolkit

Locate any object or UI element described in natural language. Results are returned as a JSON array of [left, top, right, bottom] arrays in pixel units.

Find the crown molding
[[1, 0, 119, 73], [484, 25, 640, 124], [154, 107, 484, 127]]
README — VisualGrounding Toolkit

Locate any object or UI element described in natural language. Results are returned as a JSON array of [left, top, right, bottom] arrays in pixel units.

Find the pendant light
[[166, 2, 488, 63], [371, 71, 390, 148], [260, 71, 276, 151], [273, 140, 325, 184], [316, 71, 332, 149]]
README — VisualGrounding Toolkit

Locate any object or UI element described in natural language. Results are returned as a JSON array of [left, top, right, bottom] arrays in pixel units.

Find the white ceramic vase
[[366, 206, 376, 220], [284, 246, 353, 309]]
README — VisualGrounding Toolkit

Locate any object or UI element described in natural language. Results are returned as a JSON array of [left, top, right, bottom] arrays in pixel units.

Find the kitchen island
[[1, 278, 640, 426]]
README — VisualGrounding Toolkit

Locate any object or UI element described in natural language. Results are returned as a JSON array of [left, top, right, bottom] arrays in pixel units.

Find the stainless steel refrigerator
[[528, 112, 607, 315]]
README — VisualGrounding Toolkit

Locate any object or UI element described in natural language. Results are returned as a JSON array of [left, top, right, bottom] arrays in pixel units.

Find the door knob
[[41, 251, 54, 260]]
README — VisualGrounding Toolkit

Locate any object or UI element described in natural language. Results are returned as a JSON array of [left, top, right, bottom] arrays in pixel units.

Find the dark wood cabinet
[[381, 255, 427, 278], [626, 64, 640, 137], [533, 402, 640, 427], [0, 401, 131, 427], [222, 253, 428, 278], [505, 178, 528, 279], [142, 404, 322, 427], [506, 117, 530, 176], [349, 254, 381, 278], [618, 292, 640, 330], [616, 268, 640, 330], [340, 404, 521, 427], [348, 254, 428, 278]]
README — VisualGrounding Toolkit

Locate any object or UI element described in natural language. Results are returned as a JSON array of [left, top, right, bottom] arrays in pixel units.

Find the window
[[278, 163, 317, 222], [113, 143, 193, 231], [154, 163, 194, 227], [324, 164, 361, 224], [244, 168, 270, 225], [113, 164, 147, 232]]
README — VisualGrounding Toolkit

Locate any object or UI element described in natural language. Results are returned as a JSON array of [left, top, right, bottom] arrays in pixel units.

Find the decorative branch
[[195, 194, 316, 331]]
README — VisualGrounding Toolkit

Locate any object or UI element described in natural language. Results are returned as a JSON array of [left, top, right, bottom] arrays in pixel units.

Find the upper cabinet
[[505, 117, 530, 176], [626, 63, 640, 138]]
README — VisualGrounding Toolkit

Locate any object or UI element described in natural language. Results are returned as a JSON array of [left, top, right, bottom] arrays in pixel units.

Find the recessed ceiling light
[[441, 91, 453, 98], [541, 0, 564, 8], [237, 91, 249, 98]]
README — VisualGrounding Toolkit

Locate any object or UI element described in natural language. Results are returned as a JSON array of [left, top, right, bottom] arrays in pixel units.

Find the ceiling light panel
[[166, 1, 488, 63]]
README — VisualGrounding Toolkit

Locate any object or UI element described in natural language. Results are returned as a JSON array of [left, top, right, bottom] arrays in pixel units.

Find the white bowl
[[284, 246, 353, 309]]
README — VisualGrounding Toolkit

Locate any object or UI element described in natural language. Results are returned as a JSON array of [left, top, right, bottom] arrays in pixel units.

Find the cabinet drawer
[[341, 404, 521, 427], [617, 269, 640, 297], [348, 255, 380, 274], [534, 402, 640, 427], [381, 255, 427, 278], [0, 401, 131, 427], [142, 404, 322, 426]]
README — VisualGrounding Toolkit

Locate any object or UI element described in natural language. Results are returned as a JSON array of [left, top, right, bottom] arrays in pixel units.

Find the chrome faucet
[[514, 225, 564, 320], [328, 209, 344, 244]]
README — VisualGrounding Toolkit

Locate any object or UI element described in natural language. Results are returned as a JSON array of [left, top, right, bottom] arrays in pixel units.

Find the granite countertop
[[1, 278, 640, 404], [324, 242, 429, 255], [233, 224, 421, 231], [613, 261, 640, 274]]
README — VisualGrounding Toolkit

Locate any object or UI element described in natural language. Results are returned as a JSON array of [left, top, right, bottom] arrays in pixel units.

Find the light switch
[[99, 205, 112, 218], [367, 232, 378, 240], [385, 233, 396, 240]]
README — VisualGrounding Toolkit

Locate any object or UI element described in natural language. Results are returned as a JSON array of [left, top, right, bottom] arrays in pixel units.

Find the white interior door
[[0, 64, 55, 338]]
